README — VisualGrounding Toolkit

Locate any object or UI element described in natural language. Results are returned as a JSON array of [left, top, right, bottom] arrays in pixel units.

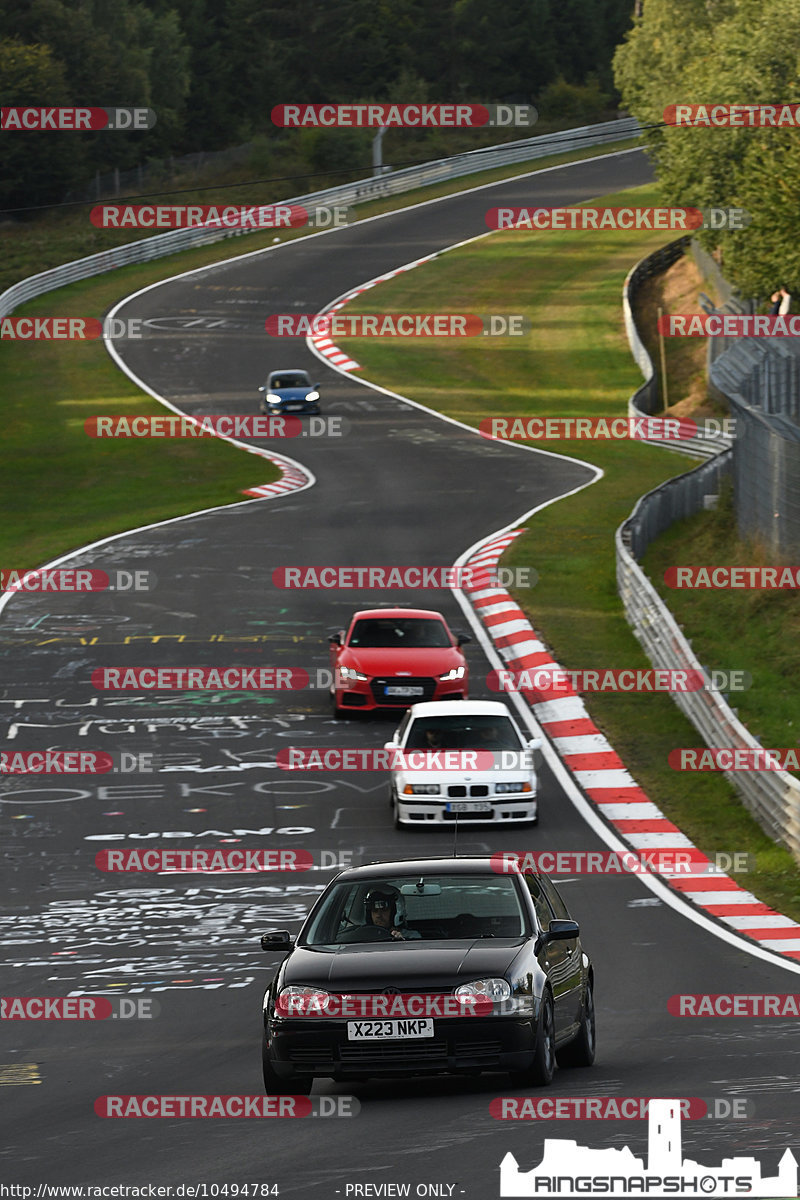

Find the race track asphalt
[[2, 148, 798, 1194]]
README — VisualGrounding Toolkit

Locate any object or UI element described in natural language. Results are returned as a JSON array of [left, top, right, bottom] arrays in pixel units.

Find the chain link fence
[[616, 241, 800, 864]]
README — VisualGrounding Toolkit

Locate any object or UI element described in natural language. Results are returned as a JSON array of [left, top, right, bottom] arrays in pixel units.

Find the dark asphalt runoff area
[[2, 148, 798, 1194]]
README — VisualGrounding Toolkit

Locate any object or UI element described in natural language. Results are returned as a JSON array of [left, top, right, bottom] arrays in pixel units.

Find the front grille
[[339, 1041, 448, 1063], [447, 785, 490, 797], [369, 676, 437, 705], [288, 1048, 334, 1065], [453, 1039, 502, 1059]]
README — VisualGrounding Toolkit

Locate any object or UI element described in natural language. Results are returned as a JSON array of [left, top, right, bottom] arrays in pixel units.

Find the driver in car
[[365, 887, 422, 940]]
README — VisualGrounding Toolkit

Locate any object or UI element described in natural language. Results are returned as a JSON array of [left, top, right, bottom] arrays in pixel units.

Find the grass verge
[[333, 180, 800, 922], [1, 135, 641, 573]]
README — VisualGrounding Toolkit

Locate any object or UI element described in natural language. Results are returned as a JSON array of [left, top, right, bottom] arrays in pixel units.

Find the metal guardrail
[[0, 117, 640, 319], [616, 243, 800, 864]]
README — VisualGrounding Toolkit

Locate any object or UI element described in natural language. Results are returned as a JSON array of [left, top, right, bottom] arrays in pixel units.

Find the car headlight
[[495, 782, 533, 794], [305, 391, 320, 402], [274, 984, 331, 1017], [455, 978, 533, 1016], [402, 783, 441, 795], [339, 665, 368, 682], [438, 665, 466, 682], [455, 978, 512, 1002], [266, 393, 282, 403]]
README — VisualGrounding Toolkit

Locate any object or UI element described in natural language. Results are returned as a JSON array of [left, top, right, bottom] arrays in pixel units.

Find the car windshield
[[404, 714, 519, 750], [349, 617, 451, 648], [271, 373, 309, 388], [301, 873, 527, 945]]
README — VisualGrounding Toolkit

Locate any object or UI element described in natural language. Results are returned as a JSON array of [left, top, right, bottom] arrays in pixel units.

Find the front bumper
[[335, 679, 467, 711], [395, 796, 537, 824], [264, 1015, 536, 1080]]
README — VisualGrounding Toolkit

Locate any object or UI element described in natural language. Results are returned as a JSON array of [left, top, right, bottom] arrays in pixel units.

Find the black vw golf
[[259, 856, 594, 1093]]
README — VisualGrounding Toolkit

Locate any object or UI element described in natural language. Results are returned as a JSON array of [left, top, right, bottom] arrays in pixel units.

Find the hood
[[344, 646, 462, 675], [282, 941, 522, 991], [271, 386, 314, 400]]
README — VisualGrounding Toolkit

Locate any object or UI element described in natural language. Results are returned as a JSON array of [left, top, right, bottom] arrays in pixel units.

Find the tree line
[[614, 0, 800, 297], [1, 0, 634, 210]]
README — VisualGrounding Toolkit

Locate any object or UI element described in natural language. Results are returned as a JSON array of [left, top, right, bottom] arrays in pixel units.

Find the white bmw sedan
[[384, 699, 542, 828]]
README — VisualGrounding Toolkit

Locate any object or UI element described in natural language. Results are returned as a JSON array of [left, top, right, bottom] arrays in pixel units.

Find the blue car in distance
[[259, 369, 321, 415]]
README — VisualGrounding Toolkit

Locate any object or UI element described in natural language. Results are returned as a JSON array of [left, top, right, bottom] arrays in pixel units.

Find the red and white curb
[[462, 529, 800, 963], [241, 458, 313, 499], [309, 254, 442, 372]]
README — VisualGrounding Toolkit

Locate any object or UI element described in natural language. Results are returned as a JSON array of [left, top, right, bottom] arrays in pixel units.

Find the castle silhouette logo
[[500, 1099, 797, 1196]]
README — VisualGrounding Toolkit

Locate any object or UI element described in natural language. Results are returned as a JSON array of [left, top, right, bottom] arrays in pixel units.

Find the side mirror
[[383, 740, 398, 751], [261, 930, 295, 951], [543, 919, 579, 943], [455, 633, 472, 646], [258, 385, 266, 392], [527, 738, 542, 751], [328, 631, 342, 645], [313, 382, 321, 390]]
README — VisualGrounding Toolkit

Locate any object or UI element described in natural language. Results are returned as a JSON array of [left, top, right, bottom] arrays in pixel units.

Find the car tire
[[509, 989, 556, 1088], [556, 977, 595, 1068], [392, 792, 403, 830], [262, 1038, 312, 1095]]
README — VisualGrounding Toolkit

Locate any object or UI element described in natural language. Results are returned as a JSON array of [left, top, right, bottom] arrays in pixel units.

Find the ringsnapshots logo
[[272, 102, 536, 128], [90, 204, 350, 230], [266, 313, 529, 337], [1, 106, 156, 131], [664, 103, 800, 127], [486, 207, 750, 232], [84, 415, 347, 439], [498, 1098, 797, 1197]]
